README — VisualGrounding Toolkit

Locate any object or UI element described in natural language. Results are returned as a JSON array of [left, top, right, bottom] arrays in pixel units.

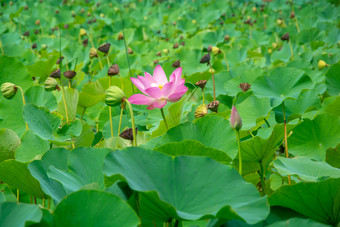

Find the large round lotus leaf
[[26, 55, 59, 82], [0, 160, 45, 198], [159, 116, 238, 159], [103, 147, 269, 224], [53, 190, 140, 227], [288, 113, 340, 161], [0, 202, 42, 227], [0, 95, 27, 137], [325, 63, 340, 96], [252, 67, 313, 107], [23, 104, 62, 141], [0, 56, 32, 91], [272, 156, 340, 182], [236, 95, 272, 131], [78, 77, 108, 108], [155, 140, 232, 164], [24, 86, 57, 111], [28, 148, 69, 203], [237, 124, 286, 175], [269, 178, 340, 226], [47, 147, 111, 194], [0, 128, 20, 163], [266, 217, 330, 227], [15, 131, 49, 163]]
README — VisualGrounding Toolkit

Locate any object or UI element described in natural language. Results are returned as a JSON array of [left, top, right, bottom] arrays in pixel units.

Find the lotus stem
[[209, 63, 216, 101], [17, 189, 19, 203], [221, 49, 230, 72], [0, 39, 4, 55], [48, 198, 51, 209], [160, 108, 168, 131], [295, 18, 300, 33], [125, 100, 137, 146], [88, 33, 103, 70], [282, 101, 291, 185], [118, 74, 124, 91], [81, 107, 86, 120], [288, 41, 294, 61], [42, 197, 45, 208], [202, 89, 205, 104], [17, 86, 29, 131], [260, 162, 266, 195], [107, 63, 114, 138], [236, 129, 242, 176], [59, 79, 69, 123], [119, 8, 134, 92], [118, 106, 124, 135]]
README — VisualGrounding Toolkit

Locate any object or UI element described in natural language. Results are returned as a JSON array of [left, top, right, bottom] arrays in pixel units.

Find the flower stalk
[[282, 101, 291, 185], [125, 100, 137, 146], [160, 108, 169, 131]]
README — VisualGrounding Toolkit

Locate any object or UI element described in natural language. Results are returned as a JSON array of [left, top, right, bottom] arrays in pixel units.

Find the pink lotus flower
[[128, 65, 188, 110], [230, 105, 242, 130]]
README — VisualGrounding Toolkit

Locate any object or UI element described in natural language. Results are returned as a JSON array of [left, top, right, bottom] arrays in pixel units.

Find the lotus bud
[[224, 34, 230, 42], [44, 77, 60, 91], [41, 44, 48, 49], [100, 13, 104, 18], [212, 46, 221, 55], [119, 127, 137, 141], [1, 82, 17, 99], [107, 64, 120, 76], [207, 100, 219, 113], [268, 48, 272, 54], [63, 71, 77, 79], [192, 19, 196, 24], [79, 28, 86, 37], [318, 60, 328, 70], [90, 48, 98, 58], [239, 83, 251, 92], [252, 6, 257, 12], [172, 60, 180, 68], [50, 69, 61, 78], [230, 106, 242, 130], [98, 43, 111, 54], [105, 86, 125, 107], [195, 80, 207, 89], [200, 53, 211, 64], [195, 104, 208, 118], [118, 32, 124, 40], [162, 49, 169, 55]]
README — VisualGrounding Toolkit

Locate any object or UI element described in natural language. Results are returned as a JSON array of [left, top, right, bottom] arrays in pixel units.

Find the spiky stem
[[236, 130, 242, 176], [221, 49, 230, 71]]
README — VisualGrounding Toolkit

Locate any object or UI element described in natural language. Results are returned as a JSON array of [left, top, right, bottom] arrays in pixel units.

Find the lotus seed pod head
[[100, 13, 104, 18], [230, 105, 242, 130], [1, 82, 17, 99], [44, 77, 59, 91], [162, 49, 169, 55], [268, 48, 272, 54], [98, 43, 111, 54], [127, 47, 133, 54], [107, 64, 120, 76], [192, 19, 196, 24], [119, 127, 137, 141], [272, 42, 278, 49], [276, 19, 283, 25], [63, 71, 77, 79], [200, 53, 211, 64], [224, 34, 230, 42], [195, 80, 207, 89], [171, 60, 180, 68], [280, 33, 289, 41], [35, 19, 40, 25], [105, 86, 125, 107], [212, 46, 220, 55], [318, 60, 328, 70], [118, 32, 124, 40], [50, 69, 61, 78], [208, 67, 215, 74], [79, 28, 86, 36], [195, 104, 208, 118], [207, 45, 212, 52], [239, 83, 251, 92], [207, 100, 219, 113], [252, 6, 257, 12], [89, 48, 98, 58]]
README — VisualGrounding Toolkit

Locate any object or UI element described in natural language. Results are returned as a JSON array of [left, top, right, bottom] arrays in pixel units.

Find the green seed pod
[[1, 82, 17, 99], [195, 104, 208, 118], [44, 77, 60, 91], [105, 86, 125, 107]]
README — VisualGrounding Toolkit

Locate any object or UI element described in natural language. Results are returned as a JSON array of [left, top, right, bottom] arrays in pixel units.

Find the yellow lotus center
[[158, 85, 164, 90]]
